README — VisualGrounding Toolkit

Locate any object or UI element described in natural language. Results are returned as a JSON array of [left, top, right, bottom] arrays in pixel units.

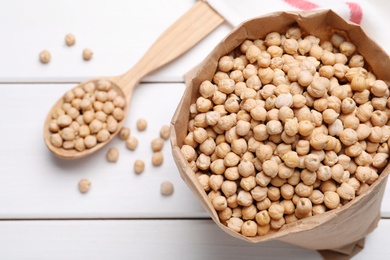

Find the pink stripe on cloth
[[283, 0, 319, 10], [346, 2, 363, 24]]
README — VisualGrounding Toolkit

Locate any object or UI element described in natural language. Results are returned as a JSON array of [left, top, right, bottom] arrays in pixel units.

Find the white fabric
[[207, 0, 390, 53]]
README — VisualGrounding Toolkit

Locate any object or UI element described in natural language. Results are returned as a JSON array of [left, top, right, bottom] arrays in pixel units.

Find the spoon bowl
[[43, 1, 224, 159], [44, 79, 128, 159]]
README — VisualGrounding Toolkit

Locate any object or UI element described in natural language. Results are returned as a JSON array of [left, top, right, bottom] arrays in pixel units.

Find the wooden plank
[[0, 219, 321, 259], [0, 82, 390, 218], [0, 83, 206, 218], [0, 0, 231, 83], [0, 219, 389, 259]]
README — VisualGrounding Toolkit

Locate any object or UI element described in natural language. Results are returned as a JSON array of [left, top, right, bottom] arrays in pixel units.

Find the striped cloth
[[207, 0, 389, 53]]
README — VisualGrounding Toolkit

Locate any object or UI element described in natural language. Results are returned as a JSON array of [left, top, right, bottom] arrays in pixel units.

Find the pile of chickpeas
[[49, 80, 126, 151], [181, 26, 390, 237]]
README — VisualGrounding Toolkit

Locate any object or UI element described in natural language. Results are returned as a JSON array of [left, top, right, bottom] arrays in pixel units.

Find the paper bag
[[171, 10, 390, 259]]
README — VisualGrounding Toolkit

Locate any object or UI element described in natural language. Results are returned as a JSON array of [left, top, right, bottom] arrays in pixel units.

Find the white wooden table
[[0, 0, 389, 259]]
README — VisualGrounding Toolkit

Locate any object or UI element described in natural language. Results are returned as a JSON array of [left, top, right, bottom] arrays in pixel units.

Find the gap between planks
[[0, 217, 211, 221], [0, 216, 388, 221], [0, 81, 185, 85]]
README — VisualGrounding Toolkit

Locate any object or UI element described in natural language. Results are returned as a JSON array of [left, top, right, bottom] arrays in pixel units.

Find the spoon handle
[[115, 1, 224, 96]]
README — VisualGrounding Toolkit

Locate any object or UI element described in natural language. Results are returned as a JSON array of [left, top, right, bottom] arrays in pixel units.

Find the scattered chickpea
[[82, 48, 93, 61], [78, 178, 91, 193], [119, 127, 131, 140], [126, 136, 139, 151], [160, 125, 171, 140], [134, 160, 145, 174], [106, 147, 119, 162], [152, 152, 164, 166], [151, 138, 164, 152], [161, 181, 174, 196], [65, 33, 76, 46], [39, 50, 51, 64]]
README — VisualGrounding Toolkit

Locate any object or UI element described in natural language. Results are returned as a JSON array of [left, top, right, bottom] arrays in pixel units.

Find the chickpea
[[268, 204, 284, 220], [355, 124, 371, 141], [304, 154, 320, 172], [309, 133, 328, 150], [136, 118, 148, 131], [115, 127, 130, 141], [39, 50, 51, 64], [337, 182, 355, 201], [371, 111, 388, 127], [330, 163, 345, 183], [344, 142, 363, 157], [126, 137, 138, 151], [356, 102, 373, 122], [295, 182, 313, 197], [218, 56, 233, 72], [209, 159, 225, 175], [368, 126, 383, 143], [82, 48, 93, 61], [219, 181, 236, 198], [106, 147, 119, 162], [372, 97, 387, 110], [322, 109, 339, 124], [296, 198, 312, 215], [238, 160, 255, 177], [241, 220, 258, 237], [237, 190, 253, 207], [266, 120, 283, 135], [371, 80, 388, 97], [209, 174, 223, 192], [50, 133, 63, 148], [227, 217, 244, 233], [339, 41, 356, 56], [83, 135, 97, 149], [78, 178, 91, 193], [255, 171, 271, 187], [218, 207, 232, 222], [279, 183, 294, 200], [267, 186, 281, 201], [355, 151, 373, 166], [193, 128, 208, 144], [297, 70, 313, 87], [265, 32, 281, 46], [339, 128, 358, 146], [134, 160, 145, 174], [198, 174, 210, 192], [212, 196, 227, 211], [199, 80, 215, 98], [324, 191, 340, 209], [281, 151, 299, 168], [312, 204, 326, 216], [250, 105, 267, 122], [309, 190, 324, 205], [298, 120, 315, 137], [372, 153, 389, 168], [307, 77, 329, 98], [262, 160, 278, 178], [224, 152, 240, 167]]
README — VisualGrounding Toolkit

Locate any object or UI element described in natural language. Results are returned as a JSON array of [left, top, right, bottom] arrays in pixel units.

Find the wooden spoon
[[44, 1, 224, 159]]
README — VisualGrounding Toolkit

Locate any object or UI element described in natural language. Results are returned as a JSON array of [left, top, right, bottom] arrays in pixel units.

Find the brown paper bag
[[171, 10, 390, 259]]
